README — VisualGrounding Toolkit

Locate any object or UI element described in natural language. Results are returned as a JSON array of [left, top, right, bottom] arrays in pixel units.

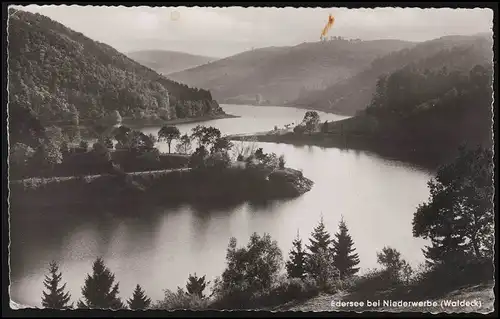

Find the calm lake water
[[10, 104, 432, 307]]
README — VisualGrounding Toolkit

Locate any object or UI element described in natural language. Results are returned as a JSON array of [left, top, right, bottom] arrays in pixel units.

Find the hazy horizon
[[9, 5, 493, 58]]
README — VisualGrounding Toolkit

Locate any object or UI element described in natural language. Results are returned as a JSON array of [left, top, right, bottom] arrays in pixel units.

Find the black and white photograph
[[5, 3, 496, 314]]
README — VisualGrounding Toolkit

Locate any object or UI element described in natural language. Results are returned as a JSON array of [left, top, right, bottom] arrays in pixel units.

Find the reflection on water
[[10, 105, 432, 307]]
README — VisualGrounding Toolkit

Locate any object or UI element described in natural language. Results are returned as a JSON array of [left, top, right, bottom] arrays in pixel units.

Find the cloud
[[10, 5, 493, 57]]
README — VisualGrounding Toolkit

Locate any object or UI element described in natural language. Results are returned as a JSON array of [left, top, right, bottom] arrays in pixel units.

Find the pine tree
[[185, 273, 209, 298], [332, 217, 360, 279], [77, 257, 124, 309], [306, 216, 334, 278], [127, 284, 151, 310], [41, 261, 72, 309], [286, 230, 307, 279], [306, 216, 333, 254]]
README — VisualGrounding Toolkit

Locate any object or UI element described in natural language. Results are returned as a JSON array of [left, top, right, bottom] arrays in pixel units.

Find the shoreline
[[10, 167, 314, 210], [121, 113, 239, 127], [220, 101, 355, 117], [45, 114, 241, 140], [227, 131, 444, 172], [282, 103, 355, 117]]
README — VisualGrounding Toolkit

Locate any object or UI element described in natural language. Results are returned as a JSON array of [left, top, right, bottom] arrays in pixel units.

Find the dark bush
[[268, 276, 320, 303], [409, 257, 494, 298], [278, 155, 286, 169], [152, 288, 209, 310], [293, 125, 306, 134], [211, 276, 320, 310], [349, 269, 395, 294]]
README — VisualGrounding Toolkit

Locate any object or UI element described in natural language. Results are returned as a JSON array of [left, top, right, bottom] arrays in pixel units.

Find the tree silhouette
[[190, 125, 221, 149], [158, 125, 180, 153], [77, 257, 124, 309], [175, 133, 192, 154], [211, 137, 233, 154], [293, 125, 306, 135], [188, 145, 209, 169], [306, 216, 333, 254], [376, 246, 410, 284], [41, 261, 72, 309], [186, 273, 210, 298], [218, 233, 283, 295], [200, 127, 221, 148], [302, 111, 320, 134], [332, 217, 360, 279], [286, 230, 307, 279], [127, 130, 155, 154], [113, 125, 132, 148], [254, 148, 265, 161], [191, 125, 205, 147], [412, 146, 494, 266], [127, 284, 151, 310], [306, 216, 333, 278]]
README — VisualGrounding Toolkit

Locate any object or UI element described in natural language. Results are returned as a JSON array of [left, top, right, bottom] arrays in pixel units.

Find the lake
[[10, 104, 432, 307]]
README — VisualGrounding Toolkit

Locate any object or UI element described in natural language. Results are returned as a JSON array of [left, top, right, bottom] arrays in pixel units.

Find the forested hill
[[322, 62, 493, 168], [168, 38, 414, 106], [7, 9, 223, 123], [290, 34, 493, 115]]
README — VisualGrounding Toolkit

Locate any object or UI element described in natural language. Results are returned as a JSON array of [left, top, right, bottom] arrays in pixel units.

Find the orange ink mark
[[320, 14, 335, 40]]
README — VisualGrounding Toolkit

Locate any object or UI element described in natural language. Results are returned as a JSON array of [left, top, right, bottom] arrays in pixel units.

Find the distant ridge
[[127, 50, 217, 75], [168, 38, 415, 106], [289, 34, 493, 115]]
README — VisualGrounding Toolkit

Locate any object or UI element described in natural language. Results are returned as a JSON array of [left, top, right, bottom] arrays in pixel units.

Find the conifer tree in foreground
[[41, 261, 72, 309], [127, 284, 151, 310], [332, 217, 360, 279], [306, 216, 333, 254], [77, 257, 124, 309], [286, 230, 307, 279], [186, 273, 210, 299], [306, 216, 334, 278]]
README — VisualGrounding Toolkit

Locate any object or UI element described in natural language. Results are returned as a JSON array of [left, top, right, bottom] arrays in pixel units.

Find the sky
[[10, 5, 493, 58]]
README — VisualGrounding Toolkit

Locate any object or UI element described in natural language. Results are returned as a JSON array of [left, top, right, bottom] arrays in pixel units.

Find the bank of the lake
[[228, 131, 445, 172], [230, 99, 492, 173], [55, 113, 240, 142], [9, 166, 314, 210], [121, 113, 240, 128], [218, 101, 354, 117]]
